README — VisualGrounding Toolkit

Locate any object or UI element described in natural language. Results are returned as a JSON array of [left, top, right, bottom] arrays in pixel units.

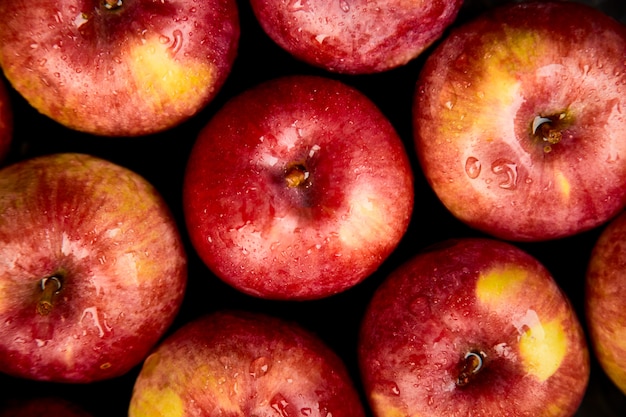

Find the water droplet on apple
[[270, 393, 294, 417], [464, 157, 481, 179], [339, 0, 350, 12], [288, 0, 307, 12], [169, 30, 184, 54], [491, 158, 518, 190], [249, 356, 270, 378], [301, 408, 312, 416], [159, 35, 170, 44]]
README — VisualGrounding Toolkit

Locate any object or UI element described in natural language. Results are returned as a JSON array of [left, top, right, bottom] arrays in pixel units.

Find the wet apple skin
[[414, 1, 626, 241], [0, 153, 187, 382], [359, 238, 590, 417], [183, 75, 414, 300]]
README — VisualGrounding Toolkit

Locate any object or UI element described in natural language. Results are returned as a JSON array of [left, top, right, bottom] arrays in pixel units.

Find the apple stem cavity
[[532, 115, 563, 153], [456, 350, 486, 387], [103, 0, 123, 10], [285, 163, 310, 188], [37, 276, 62, 316]]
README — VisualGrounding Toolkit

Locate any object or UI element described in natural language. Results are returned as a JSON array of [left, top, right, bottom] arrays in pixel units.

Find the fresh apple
[[0, 0, 239, 137], [586, 210, 626, 395], [128, 309, 366, 417], [182, 75, 414, 300], [0, 78, 11, 163], [0, 153, 187, 383], [359, 238, 590, 417], [249, 0, 463, 74], [0, 397, 93, 417], [413, 0, 626, 241]]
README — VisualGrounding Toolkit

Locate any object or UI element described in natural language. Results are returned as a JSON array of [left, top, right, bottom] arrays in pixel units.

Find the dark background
[[1, 0, 626, 415]]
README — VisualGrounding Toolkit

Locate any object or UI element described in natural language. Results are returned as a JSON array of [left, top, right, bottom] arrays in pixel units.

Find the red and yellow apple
[[0, 0, 239, 137], [0, 153, 187, 382], [183, 75, 414, 300], [249, 0, 463, 74], [413, 0, 626, 241], [359, 238, 590, 417], [128, 310, 366, 417], [586, 210, 626, 395]]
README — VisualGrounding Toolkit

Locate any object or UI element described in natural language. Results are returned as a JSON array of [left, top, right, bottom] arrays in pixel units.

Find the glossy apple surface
[[0, 153, 187, 382], [413, 1, 626, 241], [359, 238, 590, 417], [0, 0, 239, 137], [183, 75, 414, 300], [0, 79, 11, 163], [586, 210, 626, 395], [128, 310, 366, 417], [249, 0, 463, 74]]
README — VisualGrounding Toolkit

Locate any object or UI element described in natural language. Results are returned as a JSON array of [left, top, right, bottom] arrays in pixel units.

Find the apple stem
[[37, 276, 62, 316], [532, 115, 563, 153], [285, 163, 310, 188], [456, 351, 485, 387]]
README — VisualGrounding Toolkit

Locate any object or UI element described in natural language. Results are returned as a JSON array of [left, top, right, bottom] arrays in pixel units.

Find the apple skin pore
[[414, 1, 626, 241], [586, 210, 626, 395], [0, 153, 187, 382], [0, 0, 239, 136], [359, 238, 589, 417], [128, 310, 366, 417], [250, 0, 463, 74], [183, 75, 414, 300]]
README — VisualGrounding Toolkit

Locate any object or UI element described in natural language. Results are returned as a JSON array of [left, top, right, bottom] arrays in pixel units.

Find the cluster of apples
[[0, 0, 625, 416]]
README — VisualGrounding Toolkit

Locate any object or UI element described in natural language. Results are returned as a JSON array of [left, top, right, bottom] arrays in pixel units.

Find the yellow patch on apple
[[129, 386, 185, 417], [128, 38, 215, 113], [369, 391, 409, 417], [475, 266, 528, 308], [518, 318, 567, 381], [338, 192, 390, 249], [554, 170, 571, 199]]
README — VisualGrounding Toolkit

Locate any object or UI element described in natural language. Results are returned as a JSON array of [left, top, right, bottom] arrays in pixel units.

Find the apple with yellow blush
[[413, 1, 626, 241], [128, 310, 366, 417], [0, 0, 239, 137], [358, 238, 589, 417]]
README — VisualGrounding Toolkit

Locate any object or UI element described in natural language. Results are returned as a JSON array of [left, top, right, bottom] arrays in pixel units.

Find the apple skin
[[0, 0, 239, 137], [128, 310, 366, 417], [0, 79, 11, 163], [358, 238, 590, 417], [0, 153, 187, 383], [182, 75, 414, 300], [249, 0, 463, 74], [586, 210, 626, 395], [413, 1, 626, 241]]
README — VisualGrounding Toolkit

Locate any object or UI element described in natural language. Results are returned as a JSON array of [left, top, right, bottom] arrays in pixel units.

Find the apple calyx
[[37, 276, 63, 316], [532, 115, 565, 153], [284, 162, 310, 188], [456, 350, 486, 387], [103, 0, 123, 10]]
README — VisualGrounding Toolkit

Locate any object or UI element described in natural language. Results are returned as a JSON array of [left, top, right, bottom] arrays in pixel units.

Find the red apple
[[128, 310, 366, 417], [359, 238, 590, 417], [586, 210, 626, 395], [0, 78, 11, 163], [413, 0, 626, 241], [0, 0, 239, 137], [0, 153, 187, 383], [249, 0, 463, 74], [182, 75, 414, 300]]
